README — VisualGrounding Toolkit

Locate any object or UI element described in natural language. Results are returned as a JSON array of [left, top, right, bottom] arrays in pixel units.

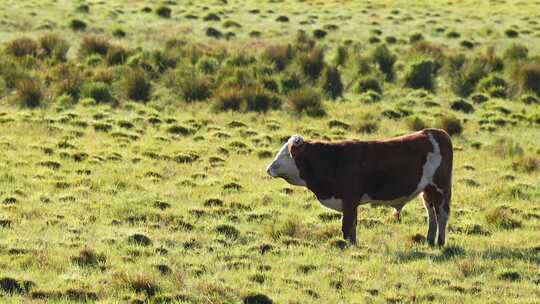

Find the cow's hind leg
[[436, 190, 451, 247], [422, 193, 437, 246], [423, 185, 450, 246]]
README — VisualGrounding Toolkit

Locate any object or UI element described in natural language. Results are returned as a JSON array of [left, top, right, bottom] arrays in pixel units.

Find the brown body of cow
[[266, 128, 453, 246]]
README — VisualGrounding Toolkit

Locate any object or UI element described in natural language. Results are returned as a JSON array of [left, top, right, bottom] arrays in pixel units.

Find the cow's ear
[[291, 135, 304, 147], [288, 135, 305, 158]]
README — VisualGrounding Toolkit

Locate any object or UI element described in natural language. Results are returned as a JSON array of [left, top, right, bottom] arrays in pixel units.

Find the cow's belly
[[361, 191, 421, 209], [318, 191, 422, 213], [319, 197, 343, 212]]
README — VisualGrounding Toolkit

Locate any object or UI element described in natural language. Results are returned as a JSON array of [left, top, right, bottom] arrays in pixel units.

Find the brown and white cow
[[266, 128, 453, 246]]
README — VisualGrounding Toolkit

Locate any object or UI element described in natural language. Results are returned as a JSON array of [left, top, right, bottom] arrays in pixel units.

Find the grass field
[[0, 0, 539, 303]]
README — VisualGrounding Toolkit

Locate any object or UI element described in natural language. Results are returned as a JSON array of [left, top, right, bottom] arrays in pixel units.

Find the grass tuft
[[15, 79, 44, 108], [437, 115, 463, 136], [121, 69, 151, 102], [287, 88, 325, 117], [320, 65, 343, 99], [5, 37, 38, 57]]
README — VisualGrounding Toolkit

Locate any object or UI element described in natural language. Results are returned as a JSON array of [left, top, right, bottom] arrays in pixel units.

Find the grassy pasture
[[0, 0, 539, 303]]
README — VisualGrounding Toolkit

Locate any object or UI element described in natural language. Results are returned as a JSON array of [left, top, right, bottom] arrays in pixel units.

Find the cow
[[266, 128, 453, 246]]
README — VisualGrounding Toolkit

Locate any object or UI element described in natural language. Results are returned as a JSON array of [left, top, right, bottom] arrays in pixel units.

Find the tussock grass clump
[[167, 125, 194, 136], [287, 88, 325, 117], [115, 273, 159, 297], [520, 94, 539, 105], [489, 137, 524, 158], [127, 233, 152, 246], [279, 71, 303, 93], [121, 69, 151, 102], [0, 277, 23, 294], [71, 248, 106, 267], [249, 31, 262, 38], [106, 46, 129, 65], [223, 20, 242, 28], [355, 76, 382, 94], [485, 206, 522, 230], [206, 27, 223, 39], [39, 34, 69, 61], [203, 13, 221, 22], [177, 70, 212, 102], [313, 29, 328, 39], [0, 59, 28, 89], [86, 54, 104, 66], [406, 116, 427, 131], [515, 63, 540, 96], [410, 41, 446, 71], [371, 44, 396, 81], [385, 36, 397, 44], [320, 66, 343, 99], [460, 40, 475, 49], [332, 45, 348, 66], [298, 46, 325, 80], [449, 58, 489, 97], [79, 36, 111, 58], [197, 56, 219, 74], [512, 156, 539, 173], [76, 4, 90, 13], [437, 115, 463, 136], [294, 30, 316, 51], [156, 6, 171, 18], [243, 293, 273, 304], [357, 120, 378, 134], [483, 46, 505, 72], [69, 19, 87, 31], [261, 77, 279, 92], [216, 224, 240, 239], [497, 270, 521, 282], [15, 79, 44, 108], [504, 29, 519, 38], [263, 44, 293, 71], [152, 49, 178, 73], [213, 86, 281, 113], [359, 91, 381, 103], [53, 63, 83, 99], [476, 75, 508, 98], [92, 67, 116, 84], [471, 93, 489, 104], [409, 33, 424, 43], [404, 59, 436, 91], [446, 31, 461, 39], [503, 43, 528, 61], [112, 27, 126, 38], [368, 36, 381, 44], [269, 219, 301, 240], [5, 37, 38, 57], [450, 99, 474, 113], [81, 82, 114, 104]]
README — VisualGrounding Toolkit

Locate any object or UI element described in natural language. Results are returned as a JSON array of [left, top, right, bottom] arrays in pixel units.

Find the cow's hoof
[[330, 239, 349, 250]]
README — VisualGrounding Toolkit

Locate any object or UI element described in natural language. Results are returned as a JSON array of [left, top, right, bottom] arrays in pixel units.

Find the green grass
[[0, 0, 539, 303]]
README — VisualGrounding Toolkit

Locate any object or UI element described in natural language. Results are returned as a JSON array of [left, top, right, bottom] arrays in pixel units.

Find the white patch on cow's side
[[415, 132, 443, 194], [319, 197, 343, 212], [266, 135, 307, 187]]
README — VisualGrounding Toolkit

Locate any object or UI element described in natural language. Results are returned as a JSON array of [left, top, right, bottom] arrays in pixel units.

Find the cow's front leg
[[342, 203, 358, 244]]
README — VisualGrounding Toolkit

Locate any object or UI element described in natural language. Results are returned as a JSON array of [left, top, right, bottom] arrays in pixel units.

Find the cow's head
[[266, 135, 307, 186]]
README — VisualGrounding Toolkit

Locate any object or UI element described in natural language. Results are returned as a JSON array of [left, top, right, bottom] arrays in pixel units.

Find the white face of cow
[[266, 135, 307, 187]]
